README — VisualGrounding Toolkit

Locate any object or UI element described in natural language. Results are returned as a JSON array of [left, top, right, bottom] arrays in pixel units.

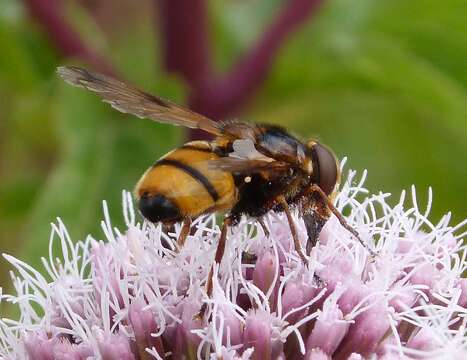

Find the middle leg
[[257, 217, 270, 237]]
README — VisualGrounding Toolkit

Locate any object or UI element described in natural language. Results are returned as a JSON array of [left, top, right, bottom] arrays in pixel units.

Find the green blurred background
[[0, 0, 466, 289]]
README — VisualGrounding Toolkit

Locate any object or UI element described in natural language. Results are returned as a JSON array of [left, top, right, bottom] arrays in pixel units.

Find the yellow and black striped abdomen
[[135, 141, 237, 223]]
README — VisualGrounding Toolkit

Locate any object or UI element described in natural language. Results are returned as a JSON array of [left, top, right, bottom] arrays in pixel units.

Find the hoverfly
[[57, 66, 375, 303]]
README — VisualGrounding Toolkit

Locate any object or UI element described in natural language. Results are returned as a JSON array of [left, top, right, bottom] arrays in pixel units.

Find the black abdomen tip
[[138, 193, 181, 223]]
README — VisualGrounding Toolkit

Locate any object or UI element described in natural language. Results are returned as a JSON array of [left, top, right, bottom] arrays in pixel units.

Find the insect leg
[[309, 184, 377, 259], [277, 196, 308, 264], [258, 218, 270, 237], [199, 216, 233, 317], [176, 217, 192, 250]]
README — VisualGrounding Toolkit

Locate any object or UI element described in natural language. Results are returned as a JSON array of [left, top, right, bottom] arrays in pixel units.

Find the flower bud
[[281, 278, 317, 325], [243, 310, 282, 360], [220, 306, 243, 346], [128, 301, 164, 359], [253, 251, 279, 308], [52, 341, 93, 360], [304, 348, 330, 360], [337, 280, 370, 316], [169, 299, 203, 359], [408, 263, 436, 288], [458, 278, 467, 308], [96, 331, 136, 360], [23, 332, 56, 360], [306, 302, 349, 355], [334, 300, 390, 358], [252, 251, 277, 294], [406, 328, 437, 352]]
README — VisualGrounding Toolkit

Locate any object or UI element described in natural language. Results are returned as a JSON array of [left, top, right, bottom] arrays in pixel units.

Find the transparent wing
[[208, 157, 289, 174], [57, 66, 222, 135], [218, 120, 259, 141]]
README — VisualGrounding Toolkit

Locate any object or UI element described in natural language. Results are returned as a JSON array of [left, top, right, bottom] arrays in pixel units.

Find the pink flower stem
[[156, 0, 324, 140], [156, 0, 213, 89], [25, 0, 323, 139]]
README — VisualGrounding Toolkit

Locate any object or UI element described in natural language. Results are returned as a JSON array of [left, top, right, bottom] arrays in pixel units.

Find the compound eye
[[314, 143, 338, 195]]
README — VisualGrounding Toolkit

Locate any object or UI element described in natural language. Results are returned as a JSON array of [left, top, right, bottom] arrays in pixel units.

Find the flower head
[[1, 167, 466, 359]]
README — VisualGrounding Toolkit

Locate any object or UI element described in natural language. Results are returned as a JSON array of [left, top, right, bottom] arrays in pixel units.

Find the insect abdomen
[[135, 141, 237, 223]]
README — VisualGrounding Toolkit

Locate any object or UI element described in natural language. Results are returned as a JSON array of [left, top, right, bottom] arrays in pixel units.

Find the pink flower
[[1, 169, 466, 359]]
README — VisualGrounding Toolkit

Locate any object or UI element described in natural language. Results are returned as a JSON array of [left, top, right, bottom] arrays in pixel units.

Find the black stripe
[[155, 159, 220, 201], [180, 144, 213, 153]]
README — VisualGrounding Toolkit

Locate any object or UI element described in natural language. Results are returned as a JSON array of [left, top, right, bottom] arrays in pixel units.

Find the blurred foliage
[[0, 0, 466, 289]]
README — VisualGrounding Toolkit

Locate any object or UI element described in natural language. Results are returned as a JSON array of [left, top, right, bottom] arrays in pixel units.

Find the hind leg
[[198, 216, 233, 317]]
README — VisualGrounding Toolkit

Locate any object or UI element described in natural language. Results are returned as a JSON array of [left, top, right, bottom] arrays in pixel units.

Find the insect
[[57, 66, 376, 305]]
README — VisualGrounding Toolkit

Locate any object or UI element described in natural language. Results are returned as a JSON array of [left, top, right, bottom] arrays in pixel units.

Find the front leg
[[277, 196, 308, 264], [308, 184, 377, 259]]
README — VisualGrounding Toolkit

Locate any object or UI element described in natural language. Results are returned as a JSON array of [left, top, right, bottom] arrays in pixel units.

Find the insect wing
[[57, 66, 222, 135], [219, 120, 259, 141], [208, 157, 289, 174]]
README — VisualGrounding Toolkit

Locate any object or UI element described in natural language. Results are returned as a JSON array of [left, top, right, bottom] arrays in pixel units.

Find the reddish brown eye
[[313, 143, 338, 195]]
